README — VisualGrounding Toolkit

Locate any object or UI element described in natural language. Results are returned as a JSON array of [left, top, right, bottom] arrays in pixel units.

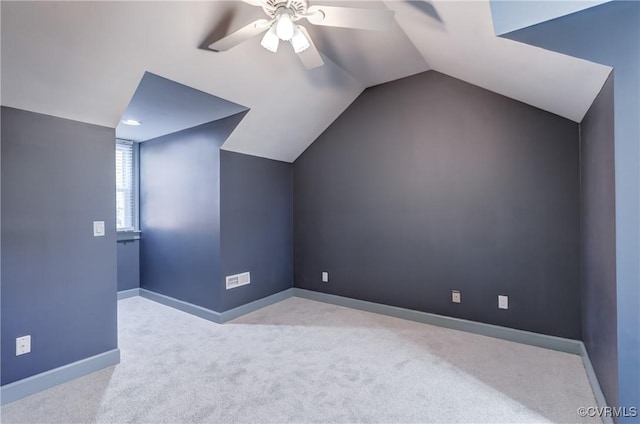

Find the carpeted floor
[[1, 296, 600, 423]]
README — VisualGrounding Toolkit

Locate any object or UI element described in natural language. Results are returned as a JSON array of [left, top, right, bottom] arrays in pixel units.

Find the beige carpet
[[1, 296, 600, 423]]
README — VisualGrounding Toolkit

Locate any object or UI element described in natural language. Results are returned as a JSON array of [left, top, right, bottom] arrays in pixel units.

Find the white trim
[[293, 288, 582, 353], [117, 288, 141, 300], [0, 349, 120, 405], [137, 288, 295, 324], [115, 139, 139, 232], [139, 289, 222, 323], [117, 231, 141, 242], [132, 141, 140, 231], [219, 289, 294, 322], [579, 343, 614, 424]]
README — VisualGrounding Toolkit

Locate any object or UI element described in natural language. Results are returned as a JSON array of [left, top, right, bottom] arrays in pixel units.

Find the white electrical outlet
[[498, 295, 509, 310], [93, 221, 105, 237], [16, 335, 31, 356], [322, 272, 329, 283], [452, 290, 461, 303]]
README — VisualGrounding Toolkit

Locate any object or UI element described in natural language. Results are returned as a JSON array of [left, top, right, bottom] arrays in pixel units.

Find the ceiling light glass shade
[[260, 25, 279, 52], [276, 13, 295, 41], [291, 26, 310, 53], [121, 119, 142, 126]]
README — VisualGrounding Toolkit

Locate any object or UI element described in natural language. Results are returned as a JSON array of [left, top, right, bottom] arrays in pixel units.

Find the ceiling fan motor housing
[[263, 0, 308, 18]]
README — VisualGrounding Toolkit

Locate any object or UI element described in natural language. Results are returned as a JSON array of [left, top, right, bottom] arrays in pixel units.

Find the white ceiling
[[386, 0, 611, 123], [1, 1, 612, 163]]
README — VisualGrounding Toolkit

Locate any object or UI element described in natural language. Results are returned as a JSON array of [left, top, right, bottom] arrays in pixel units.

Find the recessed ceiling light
[[121, 119, 142, 126]]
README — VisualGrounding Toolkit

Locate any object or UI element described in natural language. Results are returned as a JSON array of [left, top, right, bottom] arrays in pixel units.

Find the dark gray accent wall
[[580, 72, 618, 409], [117, 240, 140, 291], [219, 151, 293, 311], [1, 107, 118, 385], [294, 71, 581, 339], [139, 114, 245, 311], [503, 2, 639, 412]]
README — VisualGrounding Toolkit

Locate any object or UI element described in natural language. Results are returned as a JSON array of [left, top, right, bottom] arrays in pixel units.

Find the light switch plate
[[498, 295, 509, 310], [93, 221, 105, 237], [16, 335, 31, 356]]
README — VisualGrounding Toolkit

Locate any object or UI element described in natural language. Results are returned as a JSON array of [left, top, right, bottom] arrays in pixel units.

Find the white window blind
[[116, 140, 135, 231]]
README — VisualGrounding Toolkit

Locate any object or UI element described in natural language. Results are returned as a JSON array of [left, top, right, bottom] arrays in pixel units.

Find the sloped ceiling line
[[0, 0, 612, 163]]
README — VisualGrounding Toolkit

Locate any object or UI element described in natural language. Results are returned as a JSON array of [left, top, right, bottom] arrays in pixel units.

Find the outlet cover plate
[[16, 335, 31, 356], [452, 290, 461, 303], [322, 272, 329, 283]]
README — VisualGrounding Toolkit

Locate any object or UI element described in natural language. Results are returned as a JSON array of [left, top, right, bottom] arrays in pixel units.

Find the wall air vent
[[226, 272, 250, 290]]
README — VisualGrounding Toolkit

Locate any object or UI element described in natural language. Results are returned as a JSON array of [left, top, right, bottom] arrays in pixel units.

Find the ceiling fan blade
[[208, 19, 272, 52], [305, 5, 394, 31], [296, 26, 324, 69]]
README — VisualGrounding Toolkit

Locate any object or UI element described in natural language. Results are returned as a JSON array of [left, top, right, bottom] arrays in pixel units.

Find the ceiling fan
[[208, 0, 395, 69]]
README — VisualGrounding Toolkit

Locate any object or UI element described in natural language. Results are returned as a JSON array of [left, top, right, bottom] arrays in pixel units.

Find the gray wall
[[1, 107, 118, 385], [503, 2, 638, 412], [139, 114, 245, 311], [294, 71, 581, 339], [580, 71, 618, 410], [219, 151, 293, 311], [117, 240, 140, 291]]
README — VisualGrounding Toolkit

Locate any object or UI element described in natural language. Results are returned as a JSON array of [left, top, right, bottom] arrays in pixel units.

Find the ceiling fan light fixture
[[291, 26, 310, 53], [208, 0, 396, 69], [275, 12, 295, 41], [260, 25, 280, 52]]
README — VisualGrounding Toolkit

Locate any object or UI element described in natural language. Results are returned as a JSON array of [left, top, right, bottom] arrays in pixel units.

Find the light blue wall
[[580, 72, 618, 410], [219, 151, 294, 311], [117, 240, 140, 292], [1, 107, 118, 385], [139, 116, 245, 311], [489, 0, 610, 35], [139, 118, 293, 313], [500, 1, 639, 415]]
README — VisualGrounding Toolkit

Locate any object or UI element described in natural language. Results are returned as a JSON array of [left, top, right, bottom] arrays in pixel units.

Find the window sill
[[117, 230, 141, 242]]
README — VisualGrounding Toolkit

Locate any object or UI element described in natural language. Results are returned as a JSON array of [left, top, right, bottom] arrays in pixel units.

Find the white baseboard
[[0, 348, 120, 405], [138, 289, 223, 323], [579, 343, 614, 424], [293, 288, 582, 353], [117, 288, 140, 300], [219, 289, 295, 322], [137, 288, 294, 324]]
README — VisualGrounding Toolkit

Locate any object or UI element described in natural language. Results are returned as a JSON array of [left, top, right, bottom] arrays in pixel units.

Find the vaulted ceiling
[[1, 1, 612, 162]]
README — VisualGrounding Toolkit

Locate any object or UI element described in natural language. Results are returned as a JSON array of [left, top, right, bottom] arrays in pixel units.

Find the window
[[116, 140, 136, 231]]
